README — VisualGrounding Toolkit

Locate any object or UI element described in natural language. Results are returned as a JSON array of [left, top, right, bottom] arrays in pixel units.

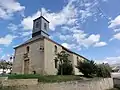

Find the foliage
[[96, 63, 111, 78], [54, 51, 73, 75], [76, 60, 97, 77], [0, 60, 13, 74], [8, 74, 82, 83], [76, 59, 112, 78], [57, 63, 73, 75]]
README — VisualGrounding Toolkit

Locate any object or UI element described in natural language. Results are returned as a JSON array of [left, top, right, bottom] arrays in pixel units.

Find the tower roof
[[33, 16, 50, 23]]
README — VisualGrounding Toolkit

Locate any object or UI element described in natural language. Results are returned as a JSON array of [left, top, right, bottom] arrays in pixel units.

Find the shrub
[[57, 63, 73, 75], [76, 60, 97, 77], [55, 51, 73, 75], [96, 63, 111, 78]]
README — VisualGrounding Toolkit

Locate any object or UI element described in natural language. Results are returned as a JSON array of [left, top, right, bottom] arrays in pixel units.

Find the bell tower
[[32, 15, 49, 38]]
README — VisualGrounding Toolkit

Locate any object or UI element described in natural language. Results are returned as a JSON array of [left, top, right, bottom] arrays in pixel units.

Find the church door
[[24, 59, 29, 74]]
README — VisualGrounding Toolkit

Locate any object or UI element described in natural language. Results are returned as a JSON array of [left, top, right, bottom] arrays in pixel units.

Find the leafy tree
[[96, 63, 111, 78], [76, 60, 97, 77], [54, 51, 73, 75], [0, 60, 8, 74], [0, 60, 13, 74], [57, 62, 73, 75]]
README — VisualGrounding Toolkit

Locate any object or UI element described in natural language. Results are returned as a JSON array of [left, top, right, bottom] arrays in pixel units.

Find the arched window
[[54, 45, 57, 54], [26, 46, 30, 53]]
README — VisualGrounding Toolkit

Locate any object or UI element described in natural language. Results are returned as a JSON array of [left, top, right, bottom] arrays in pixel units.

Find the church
[[12, 15, 87, 75]]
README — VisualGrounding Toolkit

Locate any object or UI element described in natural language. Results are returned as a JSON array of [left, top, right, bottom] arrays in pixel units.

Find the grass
[[7, 74, 83, 83]]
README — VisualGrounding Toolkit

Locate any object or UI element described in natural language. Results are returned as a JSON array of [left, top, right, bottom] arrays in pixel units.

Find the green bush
[[76, 60, 97, 77], [57, 63, 73, 75], [55, 51, 73, 75], [96, 63, 111, 78]]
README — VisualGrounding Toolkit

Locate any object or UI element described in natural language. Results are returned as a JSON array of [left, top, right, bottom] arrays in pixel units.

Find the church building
[[12, 15, 87, 75]]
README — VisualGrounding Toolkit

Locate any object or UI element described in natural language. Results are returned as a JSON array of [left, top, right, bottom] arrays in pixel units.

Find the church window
[[26, 46, 30, 53], [54, 45, 57, 54], [44, 23, 47, 30]]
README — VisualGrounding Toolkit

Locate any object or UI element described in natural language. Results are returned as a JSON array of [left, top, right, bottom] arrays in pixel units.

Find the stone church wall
[[12, 39, 44, 74]]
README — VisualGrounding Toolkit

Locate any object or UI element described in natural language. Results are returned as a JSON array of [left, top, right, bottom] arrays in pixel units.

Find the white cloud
[[62, 43, 74, 49], [56, 25, 107, 49], [0, 34, 16, 46], [21, 0, 106, 31], [96, 56, 120, 65], [62, 42, 81, 50], [82, 34, 100, 47], [59, 34, 72, 41], [94, 42, 107, 47], [114, 28, 120, 32], [20, 31, 32, 37], [72, 31, 106, 48], [0, 0, 25, 19], [7, 23, 18, 31], [21, 0, 78, 31], [108, 15, 120, 29], [112, 32, 120, 40], [21, 0, 107, 50], [108, 15, 120, 40]]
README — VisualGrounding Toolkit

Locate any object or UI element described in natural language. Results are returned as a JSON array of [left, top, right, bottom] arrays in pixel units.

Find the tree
[[76, 60, 97, 77], [6, 61, 13, 74], [96, 63, 111, 78], [0, 60, 8, 74], [54, 51, 73, 75], [0, 60, 13, 74]]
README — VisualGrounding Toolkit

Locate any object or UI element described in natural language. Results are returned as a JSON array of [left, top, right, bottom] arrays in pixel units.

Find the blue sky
[[0, 0, 120, 64]]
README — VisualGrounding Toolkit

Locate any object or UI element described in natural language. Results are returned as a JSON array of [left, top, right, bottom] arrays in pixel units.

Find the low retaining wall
[[0, 77, 8, 82], [1, 78, 113, 90], [2, 79, 38, 86], [38, 78, 113, 90], [113, 78, 120, 88]]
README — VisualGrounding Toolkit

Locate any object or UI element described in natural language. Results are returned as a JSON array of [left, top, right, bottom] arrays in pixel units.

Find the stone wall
[[2, 79, 38, 86], [0, 78, 113, 90], [113, 78, 120, 88]]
